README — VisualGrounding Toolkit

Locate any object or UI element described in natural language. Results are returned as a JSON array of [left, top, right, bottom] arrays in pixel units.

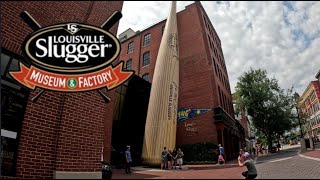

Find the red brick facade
[[118, 2, 239, 160], [1, 1, 123, 178]]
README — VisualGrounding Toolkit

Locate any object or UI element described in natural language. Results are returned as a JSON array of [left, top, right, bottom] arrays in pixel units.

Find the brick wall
[[1, 1, 123, 178], [118, 2, 236, 147], [119, 20, 166, 82]]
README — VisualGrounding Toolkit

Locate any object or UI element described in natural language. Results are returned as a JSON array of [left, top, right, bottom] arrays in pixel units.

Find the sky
[[117, 1, 320, 95]]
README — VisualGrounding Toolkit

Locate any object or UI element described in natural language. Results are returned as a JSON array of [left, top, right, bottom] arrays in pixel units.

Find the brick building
[[118, 1, 244, 161], [1, 1, 123, 178], [300, 81, 320, 139]]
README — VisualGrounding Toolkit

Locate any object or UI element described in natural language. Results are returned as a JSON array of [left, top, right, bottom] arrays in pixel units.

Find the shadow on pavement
[[256, 147, 300, 164]]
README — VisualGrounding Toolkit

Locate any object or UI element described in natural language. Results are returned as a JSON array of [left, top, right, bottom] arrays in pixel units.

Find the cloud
[[118, 1, 320, 95]]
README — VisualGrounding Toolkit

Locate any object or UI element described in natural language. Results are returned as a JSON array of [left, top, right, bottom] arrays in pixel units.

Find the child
[[218, 154, 225, 165]]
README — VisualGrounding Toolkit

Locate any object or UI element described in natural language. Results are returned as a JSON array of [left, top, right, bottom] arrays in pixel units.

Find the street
[[112, 144, 320, 179], [256, 147, 320, 179]]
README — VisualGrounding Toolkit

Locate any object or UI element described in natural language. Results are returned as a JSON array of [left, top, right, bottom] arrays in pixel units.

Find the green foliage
[[179, 142, 218, 163], [289, 132, 298, 140], [235, 68, 297, 148]]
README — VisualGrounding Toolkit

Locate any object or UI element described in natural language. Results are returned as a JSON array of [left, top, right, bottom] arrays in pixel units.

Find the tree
[[293, 92, 310, 137], [235, 68, 297, 152]]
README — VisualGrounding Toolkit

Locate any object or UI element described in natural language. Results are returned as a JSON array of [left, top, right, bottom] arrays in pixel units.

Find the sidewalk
[[301, 149, 320, 159], [112, 161, 243, 179], [112, 166, 245, 179]]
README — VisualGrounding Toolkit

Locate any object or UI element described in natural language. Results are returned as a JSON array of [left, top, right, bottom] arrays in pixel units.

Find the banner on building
[[177, 108, 212, 122]]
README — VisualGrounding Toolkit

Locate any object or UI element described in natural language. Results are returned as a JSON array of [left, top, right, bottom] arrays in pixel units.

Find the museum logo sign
[[10, 11, 133, 92]]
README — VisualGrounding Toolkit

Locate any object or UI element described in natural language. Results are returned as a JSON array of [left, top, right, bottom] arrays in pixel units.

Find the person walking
[[125, 145, 132, 174], [161, 147, 168, 170], [217, 154, 225, 166], [238, 152, 258, 179], [218, 144, 225, 159], [177, 148, 184, 170], [252, 146, 256, 157]]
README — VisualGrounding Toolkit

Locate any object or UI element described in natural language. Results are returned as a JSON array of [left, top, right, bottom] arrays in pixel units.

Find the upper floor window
[[313, 102, 319, 112], [126, 59, 132, 70], [143, 33, 151, 46], [143, 52, 150, 67], [127, 41, 134, 54], [142, 73, 150, 82]]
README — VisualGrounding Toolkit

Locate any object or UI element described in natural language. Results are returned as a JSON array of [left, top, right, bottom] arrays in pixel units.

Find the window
[[143, 52, 150, 67], [310, 91, 316, 101], [1, 50, 30, 176], [213, 58, 217, 74], [1, 53, 10, 76], [142, 73, 150, 82], [143, 33, 151, 46], [126, 59, 132, 70], [208, 35, 213, 50], [127, 41, 134, 54], [218, 86, 222, 107], [313, 102, 319, 112]]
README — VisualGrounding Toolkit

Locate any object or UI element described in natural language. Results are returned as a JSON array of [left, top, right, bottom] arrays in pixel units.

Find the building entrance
[[111, 75, 150, 167]]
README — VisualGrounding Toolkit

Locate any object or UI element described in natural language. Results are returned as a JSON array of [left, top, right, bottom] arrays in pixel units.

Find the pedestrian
[[177, 148, 184, 170], [167, 150, 173, 170], [161, 147, 168, 170], [238, 152, 257, 179], [217, 154, 225, 166], [125, 145, 132, 174], [171, 148, 178, 170], [218, 144, 225, 159], [252, 146, 256, 157]]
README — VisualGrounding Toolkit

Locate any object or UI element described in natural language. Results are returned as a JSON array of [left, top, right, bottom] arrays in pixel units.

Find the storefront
[[1, 50, 30, 176]]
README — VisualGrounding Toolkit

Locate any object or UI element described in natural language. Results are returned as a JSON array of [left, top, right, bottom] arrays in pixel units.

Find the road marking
[[268, 157, 292, 163]]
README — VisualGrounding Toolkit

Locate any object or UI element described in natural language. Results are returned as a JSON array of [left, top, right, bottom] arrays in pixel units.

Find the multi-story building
[[1, 1, 123, 178], [233, 96, 251, 150], [117, 1, 242, 161], [316, 69, 320, 82], [300, 81, 320, 139]]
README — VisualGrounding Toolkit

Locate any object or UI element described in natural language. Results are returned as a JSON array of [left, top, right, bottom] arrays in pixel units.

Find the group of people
[[161, 147, 184, 170], [125, 144, 258, 179], [216, 144, 258, 179], [124, 145, 185, 174]]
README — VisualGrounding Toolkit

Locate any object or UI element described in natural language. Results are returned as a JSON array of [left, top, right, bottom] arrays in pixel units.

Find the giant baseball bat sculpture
[[142, 1, 179, 166]]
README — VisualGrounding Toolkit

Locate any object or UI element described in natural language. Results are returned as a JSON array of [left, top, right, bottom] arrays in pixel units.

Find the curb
[[297, 149, 320, 161]]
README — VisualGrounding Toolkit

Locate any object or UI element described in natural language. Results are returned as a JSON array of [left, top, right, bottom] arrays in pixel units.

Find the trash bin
[[101, 161, 112, 180]]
